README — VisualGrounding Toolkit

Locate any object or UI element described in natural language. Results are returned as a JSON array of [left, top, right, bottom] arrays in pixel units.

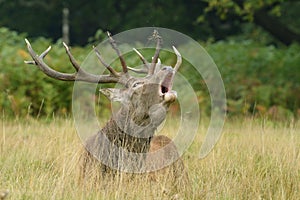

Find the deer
[[24, 31, 188, 192]]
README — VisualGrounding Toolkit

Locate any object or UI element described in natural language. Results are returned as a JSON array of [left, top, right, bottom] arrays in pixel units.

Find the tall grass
[[0, 117, 299, 199]]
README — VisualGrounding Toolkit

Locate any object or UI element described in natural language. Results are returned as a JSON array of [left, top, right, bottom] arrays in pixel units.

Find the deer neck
[[101, 106, 158, 153]]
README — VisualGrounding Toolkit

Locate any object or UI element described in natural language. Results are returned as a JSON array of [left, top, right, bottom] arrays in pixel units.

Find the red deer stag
[[24, 31, 187, 190]]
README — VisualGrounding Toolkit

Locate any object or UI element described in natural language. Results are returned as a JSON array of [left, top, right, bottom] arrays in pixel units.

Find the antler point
[[172, 46, 181, 56], [24, 60, 36, 65], [62, 42, 69, 50], [25, 38, 31, 46]]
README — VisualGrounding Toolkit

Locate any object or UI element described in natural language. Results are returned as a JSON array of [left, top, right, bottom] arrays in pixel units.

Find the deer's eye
[[132, 82, 143, 88]]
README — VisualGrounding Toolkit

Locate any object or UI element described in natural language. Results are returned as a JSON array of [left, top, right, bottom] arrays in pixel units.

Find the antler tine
[[156, 58, 161, 70], [127, 66, 148, 74], [24, 39, 51, 65], [127, 48, 149, 74], [93, 46, 120, 77], [107, 31, 128, 74], [24, 38, 75, 80], [133, 48, 149, 67], [24, 39, 120, 84], [148, 30, 162, 75], [63, 42, 80, 71], [172, 46, 182, 72], [40, 46, 52, 59]]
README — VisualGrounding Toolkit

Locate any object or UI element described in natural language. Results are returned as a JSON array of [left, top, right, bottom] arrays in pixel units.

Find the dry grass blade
[[1, 118, 299, 199]]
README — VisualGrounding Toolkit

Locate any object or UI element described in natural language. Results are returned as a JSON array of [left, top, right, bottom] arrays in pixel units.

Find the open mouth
[[161, 85, 169, 94], [160, 72, 173, 95]]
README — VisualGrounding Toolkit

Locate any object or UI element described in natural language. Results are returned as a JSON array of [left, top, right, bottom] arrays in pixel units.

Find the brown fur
[[78, 135, 189, 194], [146, 135, 189, 193]]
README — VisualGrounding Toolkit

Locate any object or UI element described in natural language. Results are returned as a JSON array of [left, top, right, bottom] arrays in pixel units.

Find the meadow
[[0, 117, 299, 199]]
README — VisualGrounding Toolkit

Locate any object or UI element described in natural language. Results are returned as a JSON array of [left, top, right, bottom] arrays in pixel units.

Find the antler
[[127, 48, 150, 74], [106, 32, 128, 75], [129, 44, 182, 75], [25, 31, 182, 84], [126, 30, 162, 75], [148, 30, 162, 75], [172, 46, 182, 72], [24, 33, 130, 84]]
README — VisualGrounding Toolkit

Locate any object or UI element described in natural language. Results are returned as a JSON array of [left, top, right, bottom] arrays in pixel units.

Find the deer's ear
[[100, 88, 127, 102]]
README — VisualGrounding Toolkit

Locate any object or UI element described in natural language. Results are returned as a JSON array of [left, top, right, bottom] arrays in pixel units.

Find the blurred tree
[[0, 0, 299, 45], [203, 0, 300, 45], [0, 0, 237, 44], [0, 0, 62, 39]]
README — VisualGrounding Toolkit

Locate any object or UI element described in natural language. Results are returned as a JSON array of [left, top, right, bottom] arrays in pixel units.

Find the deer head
[[25, 31, 181, 138]]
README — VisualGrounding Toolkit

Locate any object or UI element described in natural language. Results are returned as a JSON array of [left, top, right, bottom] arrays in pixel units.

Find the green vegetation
[[206, 39, 300, 118], [0, 27, 299, 118], [0, 27, 86, 117], [0, 118, 299, 199]]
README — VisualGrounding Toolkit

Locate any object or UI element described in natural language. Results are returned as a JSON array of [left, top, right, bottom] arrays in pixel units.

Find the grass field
[[1, 117, 299, 199]]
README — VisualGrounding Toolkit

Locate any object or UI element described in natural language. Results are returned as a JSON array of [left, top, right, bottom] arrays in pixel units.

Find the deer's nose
[[161, 66, 173, 72]]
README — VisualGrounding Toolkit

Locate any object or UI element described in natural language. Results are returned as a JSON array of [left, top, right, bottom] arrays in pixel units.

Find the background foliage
[[1, 0, 300, 45], [0, 27, 299, 119]]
